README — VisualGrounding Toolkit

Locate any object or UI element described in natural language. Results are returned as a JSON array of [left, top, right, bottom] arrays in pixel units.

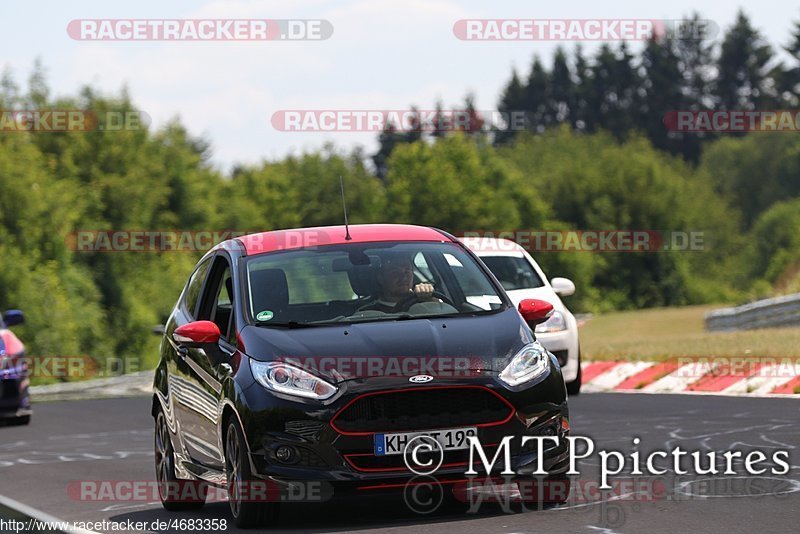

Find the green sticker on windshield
[[256, 310, 274, 322]]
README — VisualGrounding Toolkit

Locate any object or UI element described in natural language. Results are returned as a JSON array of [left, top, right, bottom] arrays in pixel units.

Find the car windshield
[[244, 242, 507, 326], [479, 254, 545, 291]]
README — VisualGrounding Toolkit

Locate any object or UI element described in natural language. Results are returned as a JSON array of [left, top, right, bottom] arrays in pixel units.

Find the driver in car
[[358, 253, 437, 313]]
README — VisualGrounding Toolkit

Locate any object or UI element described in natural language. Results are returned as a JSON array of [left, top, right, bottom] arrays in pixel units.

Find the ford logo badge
[[409, 375, 434, 384]]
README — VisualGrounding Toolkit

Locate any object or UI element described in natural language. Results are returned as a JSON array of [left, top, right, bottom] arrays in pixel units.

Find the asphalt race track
[[0, 393, 797, 533]]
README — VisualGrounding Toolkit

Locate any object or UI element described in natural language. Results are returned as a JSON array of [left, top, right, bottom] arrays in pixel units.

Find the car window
[[245, 242, 507, 326], [480, 255, 545, 290], [183, 256, 212, 317], [197, 256, 236, 343], [413, 252, 435, 283], [282, 255, 357, 304]]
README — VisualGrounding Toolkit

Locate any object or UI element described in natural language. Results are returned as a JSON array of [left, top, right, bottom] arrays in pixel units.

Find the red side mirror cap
[[518, 299, 554, 325], [173, 321, 221, 346]]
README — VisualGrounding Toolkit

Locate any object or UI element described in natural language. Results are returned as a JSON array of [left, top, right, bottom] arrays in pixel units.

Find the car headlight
[[534, 310, 567, 333], [499, 342, 551, 387], [250, 360, 337, 400]]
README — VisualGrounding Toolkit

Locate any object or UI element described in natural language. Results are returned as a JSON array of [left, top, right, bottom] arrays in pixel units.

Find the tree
[[671, 13, 718, 161], [572, 45, 593, 131], [698, 133, 800, 227], [384, 135, 542, 234], [777, 17, 800, 106], [640, 35, 688, 157], [431, 99, 450, 139], [747, 199, 800, 286], [674, 13, 716, 111], [495, 70, 525, 144], [457, 94, 485, 137], [547, 47, 575, 126], [715, 10, 776, 110], [26, 58, 49, 108], [523, 56, 549, 132], [587, 43, 640, 139], [498, 128, 740, 308], [403, 106, 423, 144], [372, 121, 403, 181]]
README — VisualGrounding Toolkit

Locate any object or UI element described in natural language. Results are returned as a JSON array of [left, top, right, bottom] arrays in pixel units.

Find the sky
[[1, 0, 797, 171]]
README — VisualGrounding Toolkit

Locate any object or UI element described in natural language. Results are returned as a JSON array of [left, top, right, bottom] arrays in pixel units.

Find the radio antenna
[[339, 175, 352, 240]]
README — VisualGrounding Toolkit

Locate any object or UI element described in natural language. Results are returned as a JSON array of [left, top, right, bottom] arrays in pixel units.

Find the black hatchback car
[[153, 224, 570, 527]]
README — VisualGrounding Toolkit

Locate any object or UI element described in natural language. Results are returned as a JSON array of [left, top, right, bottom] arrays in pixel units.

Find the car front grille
[[344, 442, 503, 472], [332, 386, 514, 434], [285, 421, 325, 441]]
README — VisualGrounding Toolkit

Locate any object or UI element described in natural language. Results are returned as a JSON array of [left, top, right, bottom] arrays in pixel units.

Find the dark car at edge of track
[[0, 309, 31, 426], [152, 224, 570, 528]]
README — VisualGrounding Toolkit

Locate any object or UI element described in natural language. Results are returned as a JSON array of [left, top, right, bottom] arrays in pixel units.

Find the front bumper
[[536, 328, 579, 382], [235, 360, 569, 489]]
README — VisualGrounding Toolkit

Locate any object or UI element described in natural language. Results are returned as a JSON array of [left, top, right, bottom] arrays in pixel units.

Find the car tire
[[154, 409, 207, 511], [225, 419, 277, 528], [566, 349, 582, 396], [8, 415, 31, 426]]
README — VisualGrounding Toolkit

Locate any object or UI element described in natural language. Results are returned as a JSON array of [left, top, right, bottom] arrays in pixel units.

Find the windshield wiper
[[415, 309, 499, 320]]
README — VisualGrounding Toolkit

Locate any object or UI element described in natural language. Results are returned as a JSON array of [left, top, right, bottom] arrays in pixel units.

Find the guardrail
[[705, 293, 800, 332]]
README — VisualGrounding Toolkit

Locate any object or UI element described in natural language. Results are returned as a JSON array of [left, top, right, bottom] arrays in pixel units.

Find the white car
[[462, 237, 582, 394]]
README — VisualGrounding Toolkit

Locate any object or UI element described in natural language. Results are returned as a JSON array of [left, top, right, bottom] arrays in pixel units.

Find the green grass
[[581, 304, 800, 361]]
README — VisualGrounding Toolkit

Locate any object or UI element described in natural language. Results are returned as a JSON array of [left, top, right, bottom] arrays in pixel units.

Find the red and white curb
[[581, 360, 800, 397]]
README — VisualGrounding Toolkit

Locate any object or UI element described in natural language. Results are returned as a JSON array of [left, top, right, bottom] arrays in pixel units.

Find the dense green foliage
[[1, 10, 799, 380]]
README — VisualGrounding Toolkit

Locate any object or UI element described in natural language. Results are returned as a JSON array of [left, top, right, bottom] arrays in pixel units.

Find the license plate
[[374, 427, 477, 456]]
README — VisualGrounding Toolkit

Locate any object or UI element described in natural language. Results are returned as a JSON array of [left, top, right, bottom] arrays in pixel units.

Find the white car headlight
[[499, 342, 551, 387], [535, 310, 567, 333], [250, 360, 337, 400]]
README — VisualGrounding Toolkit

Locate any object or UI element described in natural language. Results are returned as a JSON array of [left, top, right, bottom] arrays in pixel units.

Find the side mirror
[[173, 321, 220, 347], [2, 310, 24, 327], [550, 277, 575, 297], [518, 299, 554, 325]]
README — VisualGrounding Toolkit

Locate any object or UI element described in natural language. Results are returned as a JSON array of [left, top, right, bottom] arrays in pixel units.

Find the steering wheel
[[395, 290, 457, 312]]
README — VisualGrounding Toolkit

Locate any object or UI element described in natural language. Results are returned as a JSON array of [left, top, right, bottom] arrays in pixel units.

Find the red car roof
[[235, 224, 454, 256]]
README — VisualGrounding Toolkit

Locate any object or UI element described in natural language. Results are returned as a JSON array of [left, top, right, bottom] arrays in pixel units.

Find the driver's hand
[[413, 283, 434, 300]]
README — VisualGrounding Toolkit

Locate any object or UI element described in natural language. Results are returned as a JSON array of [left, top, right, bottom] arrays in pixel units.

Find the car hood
[[239, 308, 532, 383]]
